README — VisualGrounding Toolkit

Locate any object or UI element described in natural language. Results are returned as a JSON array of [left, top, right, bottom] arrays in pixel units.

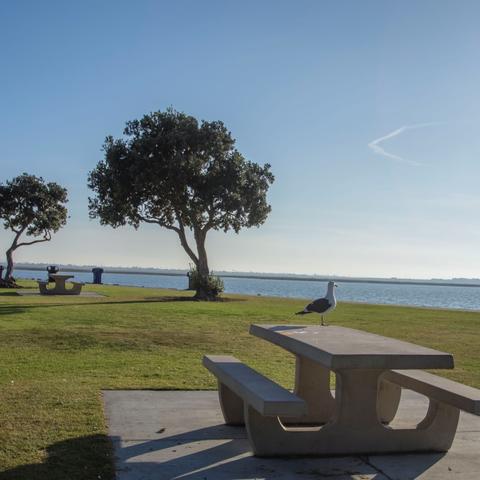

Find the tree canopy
[[0, 173, 68, 283], [88, 108, 274, 299]]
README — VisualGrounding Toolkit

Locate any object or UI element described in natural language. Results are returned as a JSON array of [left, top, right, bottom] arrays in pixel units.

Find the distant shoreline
[[11, 265, 480, 289]]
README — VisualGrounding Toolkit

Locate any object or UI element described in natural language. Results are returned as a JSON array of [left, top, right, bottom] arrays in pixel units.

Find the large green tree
[[88, 108, 274, 299], [0, 173, 68, 284]]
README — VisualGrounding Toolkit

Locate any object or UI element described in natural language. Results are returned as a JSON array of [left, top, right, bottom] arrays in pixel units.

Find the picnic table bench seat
[[384, 369, 480, 416], [65, 281, 84, 294], [203, 355, 307, 425], [37, 280, 49, 294]]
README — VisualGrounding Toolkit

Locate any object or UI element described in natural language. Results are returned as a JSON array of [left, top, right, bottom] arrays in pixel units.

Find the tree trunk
[[3, 228, 24, 286], [174, 221, 218, 301], [0, 246, 19, 287], [5, 247, 15, 280], [193, 228, 214, 300]]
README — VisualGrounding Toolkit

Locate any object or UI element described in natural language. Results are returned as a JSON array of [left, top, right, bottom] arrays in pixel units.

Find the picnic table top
[[250, 324, 454, 370], [50, 274, 74, 280]]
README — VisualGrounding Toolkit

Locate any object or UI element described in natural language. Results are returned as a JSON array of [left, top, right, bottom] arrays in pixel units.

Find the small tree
[[0, 173, 68, 285], [88, 108, 274, 300]]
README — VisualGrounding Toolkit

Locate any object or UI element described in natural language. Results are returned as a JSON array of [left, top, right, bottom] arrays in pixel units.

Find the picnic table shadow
[[0, 423, 448, 480], [110, 424, 447, 479]]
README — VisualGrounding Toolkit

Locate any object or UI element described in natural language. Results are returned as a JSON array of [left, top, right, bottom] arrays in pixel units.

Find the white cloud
[[368, 122, 440, 166]]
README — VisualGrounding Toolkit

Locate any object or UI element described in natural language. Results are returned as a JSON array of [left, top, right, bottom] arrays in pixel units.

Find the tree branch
[[175, 214, 199, 265], [8, 227, 26, 251], [138, 212, 198, 265], [15, 238, 50, 248], [138, 214, 180, 234], [202, 204, 216, 233], [16, 231, 51, 248]]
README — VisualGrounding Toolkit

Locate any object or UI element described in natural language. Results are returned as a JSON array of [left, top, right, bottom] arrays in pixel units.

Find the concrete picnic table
[[245, 324, 455, 455], [38, 274, 84, 295], [205, 323, 478, 457]]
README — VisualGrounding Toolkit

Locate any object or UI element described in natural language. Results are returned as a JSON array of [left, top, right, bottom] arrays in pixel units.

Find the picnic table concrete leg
[[244, 404, 292, 456], [244, 368, 461, 456], [291, 355, 336, 424], [377, 377, 401, 424], [332, 368, 459, 452], [334, 368, 385, 429], [53, 278, 67, 293], [218, 382, 244, 425], [414, 399, 460, 451]]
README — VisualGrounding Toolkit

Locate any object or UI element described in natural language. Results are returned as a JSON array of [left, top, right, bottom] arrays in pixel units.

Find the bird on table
[[295, 281, 338, 326]]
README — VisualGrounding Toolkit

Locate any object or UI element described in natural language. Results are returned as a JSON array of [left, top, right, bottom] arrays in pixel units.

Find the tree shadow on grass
[[0, 295, 245, 313], [146, 295, 244, 303], [0, 434, 114, 480], [0, 306, 27, 316], [0, 292, 22, 296]]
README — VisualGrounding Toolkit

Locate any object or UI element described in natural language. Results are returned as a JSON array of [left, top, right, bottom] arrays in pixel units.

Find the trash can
[[47, 265, 59, 282], [92, 268, 104, 285]]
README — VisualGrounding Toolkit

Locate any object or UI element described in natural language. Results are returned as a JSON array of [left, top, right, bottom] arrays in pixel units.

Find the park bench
[[203, 355, 307, 426], [383, 369, 480, 416]]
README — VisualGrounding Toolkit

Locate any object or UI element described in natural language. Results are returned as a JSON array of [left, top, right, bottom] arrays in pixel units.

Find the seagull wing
[[295, 309, 312, 315], [306, 297, 331, 314]]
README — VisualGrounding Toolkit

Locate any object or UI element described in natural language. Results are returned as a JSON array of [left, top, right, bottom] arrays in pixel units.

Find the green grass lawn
[[0, 281, 479, 479]]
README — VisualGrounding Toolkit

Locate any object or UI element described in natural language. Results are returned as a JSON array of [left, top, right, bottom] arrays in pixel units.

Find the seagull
[[295, 281, 338, 326]]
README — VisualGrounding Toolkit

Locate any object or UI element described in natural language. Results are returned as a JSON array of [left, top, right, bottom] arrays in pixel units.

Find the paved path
[[103, 390, 480, 479]]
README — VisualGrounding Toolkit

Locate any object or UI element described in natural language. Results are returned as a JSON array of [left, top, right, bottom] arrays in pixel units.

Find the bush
[[188, 266, 224, 298]]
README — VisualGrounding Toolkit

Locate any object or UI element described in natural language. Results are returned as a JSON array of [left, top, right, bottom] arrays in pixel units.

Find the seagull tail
[[295, 310, 311, 315]]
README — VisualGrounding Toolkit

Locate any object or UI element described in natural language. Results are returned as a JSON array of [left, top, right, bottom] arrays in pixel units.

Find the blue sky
[[1, 0, 480, 278]]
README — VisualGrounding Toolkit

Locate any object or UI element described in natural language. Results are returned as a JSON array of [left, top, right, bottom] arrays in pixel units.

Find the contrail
[[368, 122, 440, 166]]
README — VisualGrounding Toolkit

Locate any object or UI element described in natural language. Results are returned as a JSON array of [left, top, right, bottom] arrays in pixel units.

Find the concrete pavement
[[103, 389, 480, 479]]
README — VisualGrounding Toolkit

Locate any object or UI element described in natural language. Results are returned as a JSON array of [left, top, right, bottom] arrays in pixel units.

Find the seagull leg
[[321, 315, 324, 326]]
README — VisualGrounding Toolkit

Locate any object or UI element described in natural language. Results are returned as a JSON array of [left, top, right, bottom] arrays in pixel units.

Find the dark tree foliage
[[88, 108, 274, 299], [0, 173, 68, 284]]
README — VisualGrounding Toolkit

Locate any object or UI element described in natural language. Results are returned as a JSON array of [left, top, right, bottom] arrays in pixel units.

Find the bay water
[[13, 268, 480, 311]]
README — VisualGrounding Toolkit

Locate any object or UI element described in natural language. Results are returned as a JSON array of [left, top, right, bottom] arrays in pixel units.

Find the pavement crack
[[295, 470, 368, 478], [360, 455, 395, 480]]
